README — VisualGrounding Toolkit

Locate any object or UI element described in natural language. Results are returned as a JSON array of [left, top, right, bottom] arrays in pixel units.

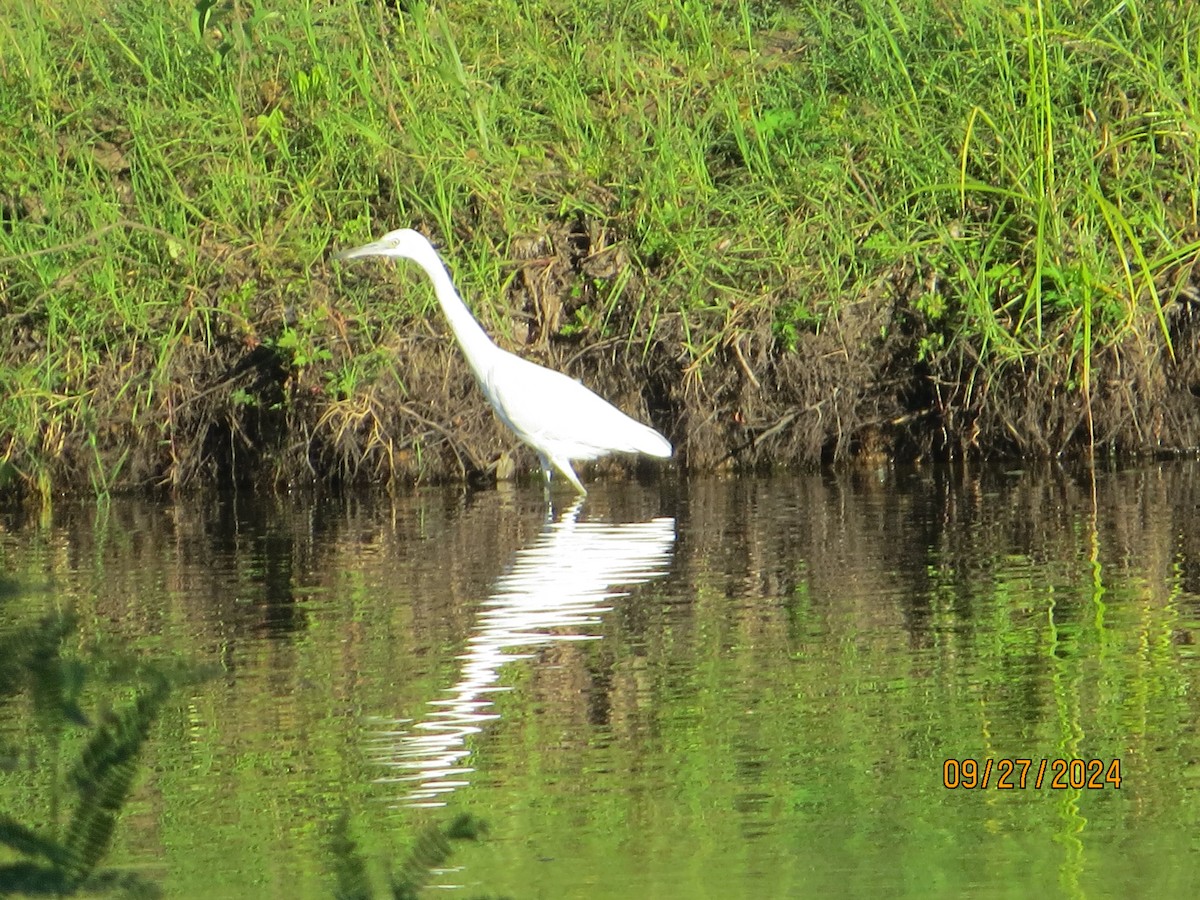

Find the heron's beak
[[334, 240, 390, 262]]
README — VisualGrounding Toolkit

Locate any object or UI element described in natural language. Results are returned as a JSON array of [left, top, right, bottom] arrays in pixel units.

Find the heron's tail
[[631, 424, 672, 458]]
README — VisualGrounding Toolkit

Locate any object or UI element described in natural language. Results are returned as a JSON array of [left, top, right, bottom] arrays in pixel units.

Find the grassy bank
[[2, 0, 1199, 498]]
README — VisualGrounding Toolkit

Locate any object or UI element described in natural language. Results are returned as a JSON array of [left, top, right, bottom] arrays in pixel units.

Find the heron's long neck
[[421, 255, 500, 376]]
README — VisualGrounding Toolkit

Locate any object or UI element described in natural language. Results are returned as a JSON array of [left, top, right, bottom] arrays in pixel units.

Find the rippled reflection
[[369, 497, 676, 807]]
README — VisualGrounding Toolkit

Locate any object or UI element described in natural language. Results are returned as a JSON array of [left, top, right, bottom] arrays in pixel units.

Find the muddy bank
[[667, 267, 1200, 473], [5, 221, 1200, 501]]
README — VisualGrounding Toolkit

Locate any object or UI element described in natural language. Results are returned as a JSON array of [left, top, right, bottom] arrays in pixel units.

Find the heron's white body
[[336, 228, 672, 493]]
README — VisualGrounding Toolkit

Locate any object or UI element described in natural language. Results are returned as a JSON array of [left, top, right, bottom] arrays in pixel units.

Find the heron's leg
[[536, 453, 554, 502], [550, 457, 587, 495]]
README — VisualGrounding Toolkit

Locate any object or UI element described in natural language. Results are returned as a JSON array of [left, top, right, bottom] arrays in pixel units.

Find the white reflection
[[369, 497, 676, 807]]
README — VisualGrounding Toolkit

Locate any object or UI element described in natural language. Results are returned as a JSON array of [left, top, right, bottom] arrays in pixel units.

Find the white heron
[[335, 228, 672, 494]]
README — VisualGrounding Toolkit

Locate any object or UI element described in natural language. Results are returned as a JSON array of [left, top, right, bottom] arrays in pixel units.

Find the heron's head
[[334, 228, 439, 266]]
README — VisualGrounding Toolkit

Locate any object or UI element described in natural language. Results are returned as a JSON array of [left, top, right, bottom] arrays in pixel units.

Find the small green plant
[[230, 387, 258, 408], [191, 0, 293, 69], [772, 301, 823, 353], [292, 64, 327, 110], [269, 325, 333, 371]]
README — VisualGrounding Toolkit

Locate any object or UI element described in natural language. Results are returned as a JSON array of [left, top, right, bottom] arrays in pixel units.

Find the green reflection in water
[[0, 601, 177, 898], [2, 467, 1199, 898]]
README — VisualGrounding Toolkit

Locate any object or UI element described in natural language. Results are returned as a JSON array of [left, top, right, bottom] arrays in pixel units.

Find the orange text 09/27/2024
[[943, 758, 1122, 790]]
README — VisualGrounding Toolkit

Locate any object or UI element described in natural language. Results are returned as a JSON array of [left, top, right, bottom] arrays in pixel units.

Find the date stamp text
[[943, 758, 1122, 789]]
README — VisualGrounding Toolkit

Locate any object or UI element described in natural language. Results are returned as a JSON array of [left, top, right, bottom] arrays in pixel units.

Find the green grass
[[2, 0, 1199, 496]]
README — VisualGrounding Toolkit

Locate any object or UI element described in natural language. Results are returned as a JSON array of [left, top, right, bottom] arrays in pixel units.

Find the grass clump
[[1, 0, 1199, 498]]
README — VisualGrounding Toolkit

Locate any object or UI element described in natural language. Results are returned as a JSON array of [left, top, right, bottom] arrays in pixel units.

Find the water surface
[[2, 465, 1199, 897]]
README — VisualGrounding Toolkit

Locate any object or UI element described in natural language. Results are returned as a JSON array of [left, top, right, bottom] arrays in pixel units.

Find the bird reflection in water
[[368, 496, 675, 807]]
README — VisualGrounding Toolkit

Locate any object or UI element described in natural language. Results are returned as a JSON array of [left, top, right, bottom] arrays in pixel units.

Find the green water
[[2, 465, 1199, 897]]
